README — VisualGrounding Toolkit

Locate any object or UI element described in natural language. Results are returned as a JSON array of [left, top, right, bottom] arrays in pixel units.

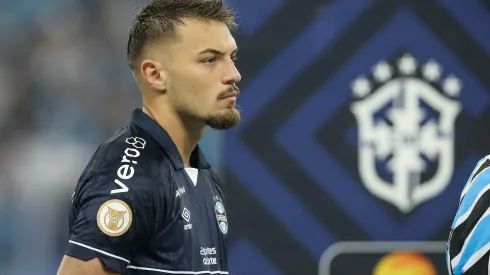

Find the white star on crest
[[422, 60, 442, 82], [373, 61, 392, 82], [351, 76, 371, 97], [398, 54, 417, 75], [443, 75, 462, 96]]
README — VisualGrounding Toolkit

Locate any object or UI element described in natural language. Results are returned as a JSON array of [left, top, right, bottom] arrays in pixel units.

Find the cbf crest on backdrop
[[222, 0, 490, 274], [350, 52, 462, 213]]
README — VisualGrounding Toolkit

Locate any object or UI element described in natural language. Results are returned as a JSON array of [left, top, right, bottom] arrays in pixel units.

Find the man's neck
[[142, 104, 205, 168]]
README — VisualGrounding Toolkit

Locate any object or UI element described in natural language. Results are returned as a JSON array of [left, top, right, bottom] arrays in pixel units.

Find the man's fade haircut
[[127, 0, 238, 70]]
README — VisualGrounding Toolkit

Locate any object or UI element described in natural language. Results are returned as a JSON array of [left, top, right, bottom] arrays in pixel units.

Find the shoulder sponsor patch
[[97, 199, 132, 236]]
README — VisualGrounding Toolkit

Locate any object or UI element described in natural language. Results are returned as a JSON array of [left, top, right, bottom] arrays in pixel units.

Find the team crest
[[350, 53, 462, 213], [97, 199, 132, 236], [215, 201, 228, 234]]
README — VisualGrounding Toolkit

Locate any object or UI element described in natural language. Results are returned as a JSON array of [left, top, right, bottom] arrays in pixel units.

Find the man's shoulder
[[76, 124, 169, 196], [90, 123, 166, 167], [100, 123, 160, 163]]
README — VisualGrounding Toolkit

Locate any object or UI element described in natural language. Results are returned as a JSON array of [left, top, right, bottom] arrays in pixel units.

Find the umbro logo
[[182, 207, 191, 223], [182, 207, 192, 230]]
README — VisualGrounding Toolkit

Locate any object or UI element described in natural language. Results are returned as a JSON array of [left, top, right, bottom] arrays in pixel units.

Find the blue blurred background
[[1, 0, 490, 274]]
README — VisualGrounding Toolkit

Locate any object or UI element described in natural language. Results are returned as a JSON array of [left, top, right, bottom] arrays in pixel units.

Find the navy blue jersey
[[447, 155, 490, 275], [65, 108, 229, 274]]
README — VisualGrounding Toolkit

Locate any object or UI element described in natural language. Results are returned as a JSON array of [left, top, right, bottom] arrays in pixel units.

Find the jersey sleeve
[[65, 172, 157, 273], [459, 251, 490, 274], [447, 156, 490, 275]]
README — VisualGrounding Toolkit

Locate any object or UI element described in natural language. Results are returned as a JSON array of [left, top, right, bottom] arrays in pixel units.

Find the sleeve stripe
[[453, 183, 490, 229], [461, 157, 490, 203], [127, 265, 229, 274], [451, 207, 490, 270], [463, 241, 490, 272], [68, 240, 130, 263], [452, 167, 490, 229]]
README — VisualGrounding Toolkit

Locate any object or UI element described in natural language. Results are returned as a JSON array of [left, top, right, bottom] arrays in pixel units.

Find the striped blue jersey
[[447, 155, 490, 274]]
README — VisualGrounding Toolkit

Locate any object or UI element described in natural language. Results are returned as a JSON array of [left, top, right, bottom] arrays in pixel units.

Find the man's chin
[[205, 109, 241, 130]]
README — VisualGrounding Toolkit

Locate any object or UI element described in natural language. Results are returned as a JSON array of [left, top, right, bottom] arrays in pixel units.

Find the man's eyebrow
[[198, 48, 238, 55]]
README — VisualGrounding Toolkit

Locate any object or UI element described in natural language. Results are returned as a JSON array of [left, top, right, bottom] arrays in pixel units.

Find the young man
[[447, 155, 490, 274], [57, 0, 241, 274]]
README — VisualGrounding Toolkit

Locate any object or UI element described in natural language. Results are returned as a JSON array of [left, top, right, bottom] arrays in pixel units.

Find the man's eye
[[202, 57, 216, 64], [231, 56, 238, 62]]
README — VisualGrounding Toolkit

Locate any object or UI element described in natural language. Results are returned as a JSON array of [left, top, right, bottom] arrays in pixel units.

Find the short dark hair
[[127, 0, 238, 70]]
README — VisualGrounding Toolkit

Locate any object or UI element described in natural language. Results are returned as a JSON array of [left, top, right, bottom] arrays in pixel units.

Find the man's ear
[[140, 59, 167, 91]]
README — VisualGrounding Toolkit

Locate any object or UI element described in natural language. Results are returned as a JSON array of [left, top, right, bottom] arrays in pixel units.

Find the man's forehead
[[175, 18, 237, 53]]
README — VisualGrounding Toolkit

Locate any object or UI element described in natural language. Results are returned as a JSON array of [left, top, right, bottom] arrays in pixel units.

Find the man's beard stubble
[[205, 84, 241, 130], [205, 107, 241, 130]]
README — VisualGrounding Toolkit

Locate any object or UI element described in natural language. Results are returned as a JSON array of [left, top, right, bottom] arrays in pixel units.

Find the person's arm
[[447, 156, 490, 274], [58, 171, 157, 274], [58, 255, 119, 275]]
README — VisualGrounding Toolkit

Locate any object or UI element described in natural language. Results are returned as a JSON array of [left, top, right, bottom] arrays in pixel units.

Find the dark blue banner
[[223, 0, 490, 274]]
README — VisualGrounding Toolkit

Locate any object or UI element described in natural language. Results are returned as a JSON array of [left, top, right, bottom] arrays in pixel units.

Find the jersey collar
[[130, 108, 210, 170]]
